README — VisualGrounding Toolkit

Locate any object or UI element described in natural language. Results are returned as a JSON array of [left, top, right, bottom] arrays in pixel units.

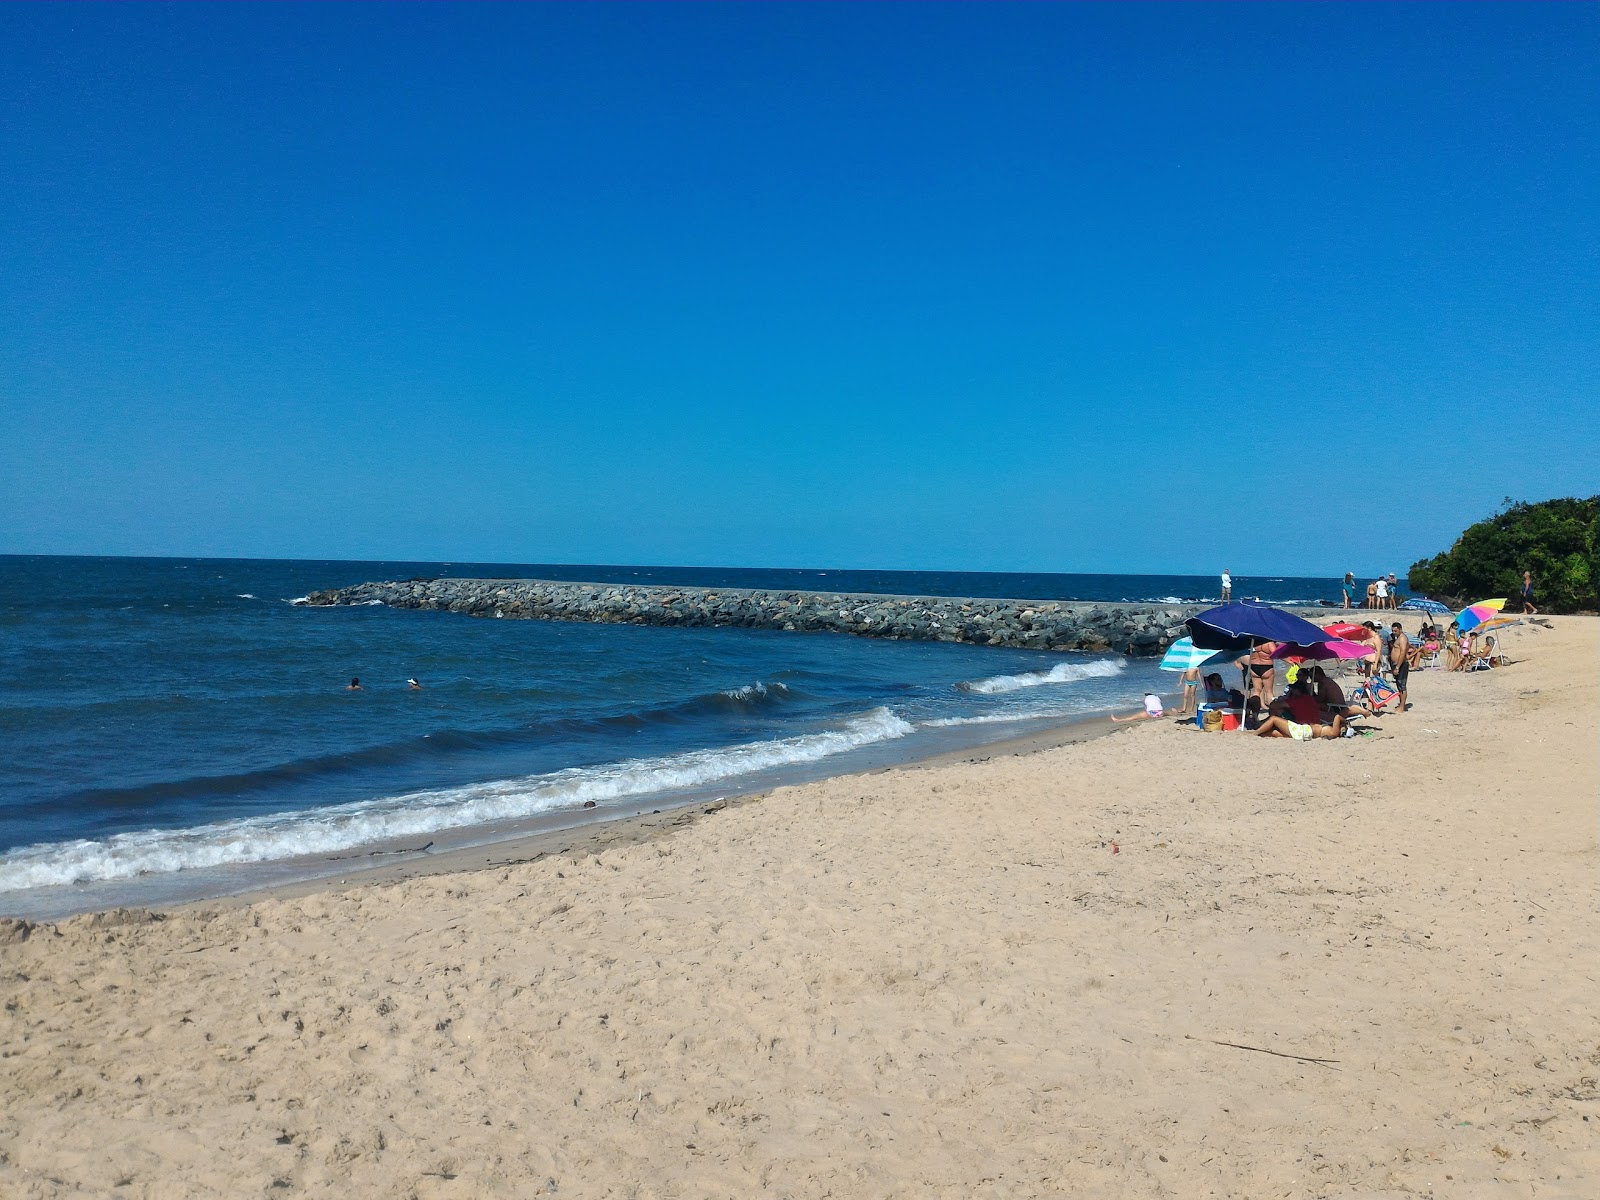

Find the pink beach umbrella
[[1272, 638, 1374, 663]]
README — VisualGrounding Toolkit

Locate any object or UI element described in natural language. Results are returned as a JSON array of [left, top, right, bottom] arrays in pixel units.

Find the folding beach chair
[[1349, 676, 1400, 713], [1468, 634, 1508, 670]]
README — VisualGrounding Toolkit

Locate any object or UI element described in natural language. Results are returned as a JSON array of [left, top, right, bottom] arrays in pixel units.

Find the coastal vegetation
[[1408, 496, 1598, 613]]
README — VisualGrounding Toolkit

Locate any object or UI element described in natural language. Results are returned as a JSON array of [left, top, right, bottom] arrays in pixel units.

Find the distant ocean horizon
[[0, 555, 1388, 917]]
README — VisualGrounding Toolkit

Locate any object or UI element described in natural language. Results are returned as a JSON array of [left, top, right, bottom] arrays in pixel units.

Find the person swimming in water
[[407, 678, 422, 689], [347, 677, 362, 690]]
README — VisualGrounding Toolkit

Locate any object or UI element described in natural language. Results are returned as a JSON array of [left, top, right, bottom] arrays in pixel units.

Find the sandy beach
[[2, 616, 1595, 1198]]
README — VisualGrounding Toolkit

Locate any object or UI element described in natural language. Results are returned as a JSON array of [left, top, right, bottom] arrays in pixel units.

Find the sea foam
[[0, 708, 913, 892], [957, 658, 1125, 695]]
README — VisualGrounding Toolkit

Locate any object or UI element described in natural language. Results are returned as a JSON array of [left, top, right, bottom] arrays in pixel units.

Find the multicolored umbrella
[[1272, 638, 1374, 663], [1159, 636, 1229, 672], [1455, 599, 1507, 631], [1473, 616, 1523, 635]]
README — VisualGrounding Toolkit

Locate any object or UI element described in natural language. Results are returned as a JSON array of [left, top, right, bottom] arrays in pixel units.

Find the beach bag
[[1203, 708, 1224, 732]]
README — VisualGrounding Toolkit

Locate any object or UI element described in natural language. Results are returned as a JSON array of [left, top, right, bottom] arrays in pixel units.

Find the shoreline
[[1, 705, 1136, 921], [0, 601, 1459, 921], [187, 710, 1132, 913], [2, 616, 1593, 1196]]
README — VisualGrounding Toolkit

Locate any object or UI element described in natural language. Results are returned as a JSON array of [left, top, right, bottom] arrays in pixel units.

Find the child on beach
[[1177, 667, 1201, 715], [1111, 694, 1165, 722]]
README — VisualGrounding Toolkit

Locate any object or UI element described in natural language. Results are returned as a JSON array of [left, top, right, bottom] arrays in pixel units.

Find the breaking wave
[[957, 658, 1126, 695], [0, 708, 913, 891]]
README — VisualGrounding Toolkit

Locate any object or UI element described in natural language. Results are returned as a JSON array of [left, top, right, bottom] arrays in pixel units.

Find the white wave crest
[[286, 595, 311, 605], [958, 658, 1125, 695], [0, 709, 914, 892], [236, 593, 258, 600], [721, 681, 790, 702]]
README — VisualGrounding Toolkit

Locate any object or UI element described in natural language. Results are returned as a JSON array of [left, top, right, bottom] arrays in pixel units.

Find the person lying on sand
[[1111, 694, 1164, 722]]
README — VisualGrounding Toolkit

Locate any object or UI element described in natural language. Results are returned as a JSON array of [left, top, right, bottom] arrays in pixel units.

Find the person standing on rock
[[1221, 569, 1232, 603], [1342, 572, 1356, 608]]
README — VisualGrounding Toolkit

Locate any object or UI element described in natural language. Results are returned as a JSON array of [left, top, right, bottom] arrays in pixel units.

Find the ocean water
[[0, 556, 1352, 916]]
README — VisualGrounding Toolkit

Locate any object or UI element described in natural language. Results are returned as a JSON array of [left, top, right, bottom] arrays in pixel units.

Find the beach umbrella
[[1186, 601, 1335, 731], [1272, 638, 1374, 663], [1185, 600, 1336, 654], [1159, 637, 1229, 672], [1399, 596, 1452, 616], [1322, 622, 1370, 639], [1473, 616, 1523, 635], [1455, 599, 1507, 631]]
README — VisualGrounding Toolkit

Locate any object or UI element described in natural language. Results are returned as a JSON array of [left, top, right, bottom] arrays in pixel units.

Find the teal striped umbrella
[[1160, 637, 1228, 672]]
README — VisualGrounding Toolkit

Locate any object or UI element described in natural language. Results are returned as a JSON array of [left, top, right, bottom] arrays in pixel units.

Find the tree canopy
[[1408, 497, 1598, 614]]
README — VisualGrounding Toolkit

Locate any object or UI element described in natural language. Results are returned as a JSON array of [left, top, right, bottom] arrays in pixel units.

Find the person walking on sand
[[1342, 572, 1356, 608], [1522, 570, 1538, 615], [1389, 622, 1411, 712], [1221, 569, 1232, 603]]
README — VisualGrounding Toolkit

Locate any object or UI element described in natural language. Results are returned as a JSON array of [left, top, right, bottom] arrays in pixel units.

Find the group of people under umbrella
[[1125, 595, 1519, 741]]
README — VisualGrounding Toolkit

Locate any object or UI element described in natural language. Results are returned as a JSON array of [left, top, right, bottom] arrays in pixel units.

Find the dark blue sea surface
[[0, 556, 1357, 915]]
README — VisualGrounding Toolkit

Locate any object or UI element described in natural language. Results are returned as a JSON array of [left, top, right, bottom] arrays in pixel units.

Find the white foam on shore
[[958, 658, 1125, 695], [925, 711, 1066, 727], [0, 709, 914, 892]]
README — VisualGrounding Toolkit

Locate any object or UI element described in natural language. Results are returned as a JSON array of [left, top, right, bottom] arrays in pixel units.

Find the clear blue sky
[[3, 3, 1595, 576]]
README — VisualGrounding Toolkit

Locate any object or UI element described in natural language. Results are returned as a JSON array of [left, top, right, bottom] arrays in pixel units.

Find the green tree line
[[1408, 497, 1598, 614]]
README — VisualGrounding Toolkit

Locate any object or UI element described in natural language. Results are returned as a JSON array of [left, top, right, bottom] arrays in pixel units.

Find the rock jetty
[[301, 579, 1201, 656]]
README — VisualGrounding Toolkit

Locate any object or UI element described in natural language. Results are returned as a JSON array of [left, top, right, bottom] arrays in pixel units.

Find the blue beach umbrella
[[1159, 637, 1228, 672], [1184, 600, 1335, 654], [1185, 601, 1334, 732], [1399, 596, 1452, 616]]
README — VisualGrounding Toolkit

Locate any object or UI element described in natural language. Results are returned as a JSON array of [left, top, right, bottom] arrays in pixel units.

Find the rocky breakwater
[[302, 579, 1198, 656]]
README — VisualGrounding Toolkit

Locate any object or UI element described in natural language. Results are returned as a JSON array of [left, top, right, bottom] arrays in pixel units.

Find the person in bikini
[[1246, 640, 1278, 710]]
